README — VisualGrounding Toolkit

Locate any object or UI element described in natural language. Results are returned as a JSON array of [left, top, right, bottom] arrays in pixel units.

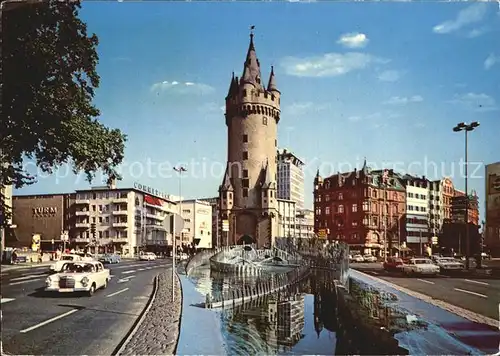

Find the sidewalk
[[1, 261, 53, 271]]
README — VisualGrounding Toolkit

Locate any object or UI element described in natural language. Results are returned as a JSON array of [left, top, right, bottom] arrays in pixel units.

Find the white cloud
[[377, 70, 402, 82], [433, 3, 488, 34], [348, 116, 362, 122], [383, 95, 423, 105], [484, 53, 499, 70], [284, 102, 331, 116], [467, 27, 488, 38], [448, 92, 498, 112], [280, 52, 386, 78], [337, 32, 369, 49], [150, 81, 215, 95]]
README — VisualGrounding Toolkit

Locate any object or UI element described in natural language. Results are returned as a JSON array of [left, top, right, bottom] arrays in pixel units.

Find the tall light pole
[[173, 166, 187, 301], [453, 121, 480, 270], [382, 169, 389, 261]]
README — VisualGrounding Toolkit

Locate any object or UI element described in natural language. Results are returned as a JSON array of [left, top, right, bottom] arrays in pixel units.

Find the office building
[[277, 199, 296, 237], [295, 209, 315, 239], [179, 199, 213, 249], [451, 190, 480, 226], [277, 148, 305, 210], [403, 175, 429, 252]]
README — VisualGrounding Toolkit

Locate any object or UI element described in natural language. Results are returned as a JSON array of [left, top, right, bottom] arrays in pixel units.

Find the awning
[[144, 195, 163, 207]]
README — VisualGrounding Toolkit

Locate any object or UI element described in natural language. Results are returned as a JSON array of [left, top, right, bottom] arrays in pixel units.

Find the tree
[[0, 0, 127, 227]]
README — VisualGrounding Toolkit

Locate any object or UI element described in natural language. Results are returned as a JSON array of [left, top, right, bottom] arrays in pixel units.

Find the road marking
[[122, 270, 136, 274], [137, 268, 145, 271], [106, 288, 129, 298], [10, 278, 41, 286], [117, 276, 135, 283], [417, 279, 435, 285], [454, 288, 488, 299], [145, 267, 153, 270], [10, 274, 44, 282], [1, 298, 15, 304], [371, 271, 379, 275], [464, 279, 489, 286], [20, 309, 78, 333]]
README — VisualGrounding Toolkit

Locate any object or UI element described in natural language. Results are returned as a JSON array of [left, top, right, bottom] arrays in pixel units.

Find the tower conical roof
[[241, 32, 263, 89], [267, 66, 279, 92]]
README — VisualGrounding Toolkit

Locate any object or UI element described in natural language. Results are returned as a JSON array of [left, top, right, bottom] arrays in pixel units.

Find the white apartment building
[[277, 149, 305, 210], [278, 198, 296, 238], [404, 176, 429, 247], [179, 199, 213, 249], [73, 182, 177, 256], [295, 209, 315, 239]]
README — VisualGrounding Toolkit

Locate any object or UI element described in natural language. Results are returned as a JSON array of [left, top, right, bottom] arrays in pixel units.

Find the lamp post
[[172, 166, 186, 302], [453, 121, 480, 270]]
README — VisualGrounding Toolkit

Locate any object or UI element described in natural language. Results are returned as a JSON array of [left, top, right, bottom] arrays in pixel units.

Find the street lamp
[[453, 121, 480, 270], [172, 166, 186, 302]]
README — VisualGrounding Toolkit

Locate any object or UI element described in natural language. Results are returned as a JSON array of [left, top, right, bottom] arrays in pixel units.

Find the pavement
[[351, 262, 500, 321], [1, 258, 173, 355]]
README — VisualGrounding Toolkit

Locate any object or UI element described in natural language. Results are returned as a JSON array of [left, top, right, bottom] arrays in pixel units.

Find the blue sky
[[17, 1, 500, 218]]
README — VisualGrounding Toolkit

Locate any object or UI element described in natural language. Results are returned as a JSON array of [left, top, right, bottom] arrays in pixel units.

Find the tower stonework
[[219, 31, 280, 248]]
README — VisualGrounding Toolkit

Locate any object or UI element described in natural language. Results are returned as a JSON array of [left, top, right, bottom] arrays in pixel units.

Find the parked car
[[433, 257, 464, 273], [45, 261, 110, 296], [363, 255, 377, 263], [402, 258, 440, 276], [383, 257, 404, 272], [351, 254, 365, 263], [139, 252, 157, 261], [481, 252, 491, 260], [98, 253, 121, 264]]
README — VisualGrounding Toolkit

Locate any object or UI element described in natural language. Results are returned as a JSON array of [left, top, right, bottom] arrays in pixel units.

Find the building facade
[[277, 148, 305, 210], [219, 31, 281, 248], [277, 198, 296, 237], [403, 175, 429, 252], [199, 197, 220, 248], [484, 162, 500, 257], [452, 190, 480, 226], [428, 177, 455, 237], [295, 209, 315, 239], [179, 199, 213, 249], [314, 164, 406, 256], [1, 184, 13, 257], [11, 193, 75, 249], [485, 162, 500, 255], [73, 182, 177, 256]]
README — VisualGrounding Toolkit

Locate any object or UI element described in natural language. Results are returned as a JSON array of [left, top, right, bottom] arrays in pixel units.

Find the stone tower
[[219, 30, 280, 248]]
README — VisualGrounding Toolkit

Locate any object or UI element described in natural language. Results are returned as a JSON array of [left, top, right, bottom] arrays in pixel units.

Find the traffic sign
[[173, 214, 184, 234]]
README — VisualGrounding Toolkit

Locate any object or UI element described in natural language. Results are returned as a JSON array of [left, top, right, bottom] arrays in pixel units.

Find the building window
[[243, 151, 248, 160], [242, 179, 249, 188], [339, 205, 344, 213], [263, 117, 268, 125], [362, 201, 369, 211], [243, 169, 248, 178], [275, 139, 277, 147], [352, 221, 358, 227], [243, 134, 248, 143], [243, 189, 248, 197], [325, 207, 330, 215], [338, 193, 343, 200], [325, 195, 330, 202], [243, 89, 247, 97], [352, 204, 358, 212]]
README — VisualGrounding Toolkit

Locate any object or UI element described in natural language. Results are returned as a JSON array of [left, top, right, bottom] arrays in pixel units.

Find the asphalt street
[[1, 258, 173, 355], [351, 262, 500, 321]]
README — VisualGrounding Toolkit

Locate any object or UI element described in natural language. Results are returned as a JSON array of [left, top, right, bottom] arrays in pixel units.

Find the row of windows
[[407, 192, 427, 199], [408, 205, 427, 212]]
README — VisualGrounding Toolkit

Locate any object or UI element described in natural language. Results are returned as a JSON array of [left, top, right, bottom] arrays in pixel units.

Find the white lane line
[[417, 279, 435, 285], [145, 267, 153, 270], [464, 279, 489, 286], [454, 288, 488, 299], [106, 288, 129, 298], [117, 276, 135, 284], [10, 274, 44, 282], [1, 298, 15, 304], [20, 309, 78, 333], [10, 278, 42, 286], [122, 270, 136, 274], [136, 268, 145, 271]]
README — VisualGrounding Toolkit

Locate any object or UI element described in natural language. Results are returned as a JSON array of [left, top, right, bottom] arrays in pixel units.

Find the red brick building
[[452, 189, 480, 226], [314, 162, 406, 256]]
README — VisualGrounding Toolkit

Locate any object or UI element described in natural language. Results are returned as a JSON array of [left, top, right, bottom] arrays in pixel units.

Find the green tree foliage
[[0, 0, 127, 226]]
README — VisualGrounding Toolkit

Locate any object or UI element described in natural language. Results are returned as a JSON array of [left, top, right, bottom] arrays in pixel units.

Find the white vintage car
[[433, 257, 464, 272], [402, 258, 440, 276], [49, 253, 95, 273], [45, 261, 110, 296], [139, 252, 157, 261]]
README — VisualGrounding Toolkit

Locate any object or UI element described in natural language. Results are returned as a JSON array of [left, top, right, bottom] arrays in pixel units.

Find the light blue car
[[98, 253, 121, 264]]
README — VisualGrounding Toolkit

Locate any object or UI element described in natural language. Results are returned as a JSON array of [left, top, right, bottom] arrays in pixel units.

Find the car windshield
[[63, 263, 95, 273], [414, 259, 432, 265], [438, 258, 456, 262], [61, 256, 74, 261]]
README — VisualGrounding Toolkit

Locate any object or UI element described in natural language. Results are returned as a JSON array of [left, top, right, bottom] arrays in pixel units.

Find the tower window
[[243, 151, 248, 160], [242, 179, 249, 188], [243, 169, 248, 178], [275, 139, 277, 147], [243, 134, 248, 143], [243, 189, 248, 197], [242, 89, 247, 97], [263, 117, 268, 125]]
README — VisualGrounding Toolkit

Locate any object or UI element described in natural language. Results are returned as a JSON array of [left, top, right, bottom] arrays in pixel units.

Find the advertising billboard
[[485, 162, 500, 250]]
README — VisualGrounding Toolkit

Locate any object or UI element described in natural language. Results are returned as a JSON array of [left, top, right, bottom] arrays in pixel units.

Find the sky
[[16, 1, 500, 219]]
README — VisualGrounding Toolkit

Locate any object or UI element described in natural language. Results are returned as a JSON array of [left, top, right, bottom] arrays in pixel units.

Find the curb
[[112, 274, 159, 356], [172, 272, 183, 355]]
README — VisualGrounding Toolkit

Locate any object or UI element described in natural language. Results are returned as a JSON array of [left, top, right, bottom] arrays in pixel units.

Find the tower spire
[[267, 65, 279, 92], [241, 25, 262, 88]]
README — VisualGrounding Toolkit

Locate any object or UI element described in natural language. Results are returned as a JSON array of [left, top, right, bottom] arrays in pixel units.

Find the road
[[351, 262, 499, 321], [1, 258, 173, 355]]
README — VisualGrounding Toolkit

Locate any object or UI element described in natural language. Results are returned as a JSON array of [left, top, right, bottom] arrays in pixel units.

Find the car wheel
[[87, 283, 96, 296], [103, 279, 108, 289]]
